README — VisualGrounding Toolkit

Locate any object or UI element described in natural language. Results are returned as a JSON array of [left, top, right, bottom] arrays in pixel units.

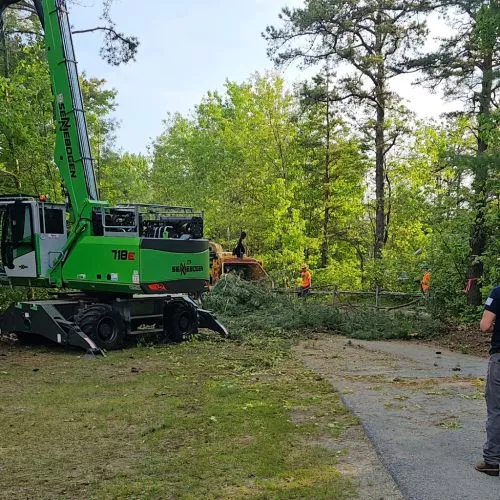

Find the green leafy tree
[[407, 0, 499, 304], [297, 70, 368, 285], [0, 14, 56, 196], [0, 9, 138, 202], [98, 152, 150, 204], [80, 75, 118, 186], [411, 118, 478, 316], [265, 0, 432, 260], [151, 75, 308, 281]]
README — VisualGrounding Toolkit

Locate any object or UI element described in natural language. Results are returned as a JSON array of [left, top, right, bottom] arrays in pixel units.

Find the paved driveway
[[295, 336, 498, 500]]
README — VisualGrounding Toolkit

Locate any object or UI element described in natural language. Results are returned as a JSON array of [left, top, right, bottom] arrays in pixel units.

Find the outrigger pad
[[85, 347, 105, 359], [197, 309, 229, 337]]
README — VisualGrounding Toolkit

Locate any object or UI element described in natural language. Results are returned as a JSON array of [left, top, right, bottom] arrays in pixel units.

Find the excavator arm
[[38, 0, 100, 218]]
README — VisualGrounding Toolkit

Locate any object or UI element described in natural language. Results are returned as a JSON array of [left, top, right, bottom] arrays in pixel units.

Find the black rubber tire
[[164, 301, 197, 343], [75, 304, 125, 350]]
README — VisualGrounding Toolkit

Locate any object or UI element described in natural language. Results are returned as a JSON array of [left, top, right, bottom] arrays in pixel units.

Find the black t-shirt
[[484, 286, 500, 355]]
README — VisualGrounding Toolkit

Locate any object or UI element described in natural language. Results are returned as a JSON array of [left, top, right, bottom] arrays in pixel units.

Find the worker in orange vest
[[297, 264, 312, 297], [420, 264, 431, 295]]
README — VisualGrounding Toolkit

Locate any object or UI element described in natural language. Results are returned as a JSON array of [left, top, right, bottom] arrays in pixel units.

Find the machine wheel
[[75, 304, 125, 350], [164, 301, 197, 342]]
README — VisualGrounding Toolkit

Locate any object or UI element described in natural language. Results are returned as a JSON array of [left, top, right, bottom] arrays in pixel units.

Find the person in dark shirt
[[232, 231, 246, 259], [475, 286, 500, 476]]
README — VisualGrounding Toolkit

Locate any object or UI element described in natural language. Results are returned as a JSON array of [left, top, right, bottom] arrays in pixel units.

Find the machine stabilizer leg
[[181, 296, 229, 337], [197, 309, 229, 337], [0, 301, 106, 356]]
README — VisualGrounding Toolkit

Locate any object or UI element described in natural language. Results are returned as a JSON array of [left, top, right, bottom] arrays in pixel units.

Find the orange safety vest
[[421, 271, 431, 292], [301, 270, 311, 288]]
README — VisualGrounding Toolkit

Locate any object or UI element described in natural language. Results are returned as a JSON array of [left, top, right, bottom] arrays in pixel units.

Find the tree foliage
[[0, 7, 140, 202], [265, 0, 433, 261], [1, 0, 139, 65], [0, 0, 497, 323], [407, 0, 499, 304]]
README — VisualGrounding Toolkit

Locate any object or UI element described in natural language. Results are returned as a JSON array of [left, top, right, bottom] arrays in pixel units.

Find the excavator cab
[[0, 197, 67, 281], [2, 201, 36, 276]]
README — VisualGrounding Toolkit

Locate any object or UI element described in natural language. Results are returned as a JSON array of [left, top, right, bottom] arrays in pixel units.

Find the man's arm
[[481, 288, 499, 333], [480, 310, 496, 333]]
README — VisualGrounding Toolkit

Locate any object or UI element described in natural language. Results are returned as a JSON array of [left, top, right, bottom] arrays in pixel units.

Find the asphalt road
[[296, 336, 499, 500]]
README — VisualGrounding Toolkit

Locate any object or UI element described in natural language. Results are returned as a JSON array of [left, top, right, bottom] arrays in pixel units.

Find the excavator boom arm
[[41, 0, 99, 215]]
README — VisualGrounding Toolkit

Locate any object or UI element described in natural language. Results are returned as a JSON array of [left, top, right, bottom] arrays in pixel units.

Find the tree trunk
[[321, 207, 330, 267], [466, 49, 493, 306], [373, 14, 386, 260], [374, 95, 385, 260], [356, 246, 365, 286], [321, 74, 331, 268]]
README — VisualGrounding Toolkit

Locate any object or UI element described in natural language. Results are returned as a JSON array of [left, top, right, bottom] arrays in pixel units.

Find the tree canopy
[[0, 0, 498, 318]]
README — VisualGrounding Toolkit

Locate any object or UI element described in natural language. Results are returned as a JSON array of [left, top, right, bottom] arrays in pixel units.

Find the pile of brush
[[202, 274, 441, 341], [202, 274, 343, 338]]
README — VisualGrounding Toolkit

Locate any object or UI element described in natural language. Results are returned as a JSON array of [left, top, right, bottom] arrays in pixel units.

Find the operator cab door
[[38, 203, 67, 277], [1, 202, 37, 278]]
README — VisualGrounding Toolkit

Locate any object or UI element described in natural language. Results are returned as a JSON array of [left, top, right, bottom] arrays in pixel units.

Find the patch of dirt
[[429, 323, 490, 357], [313, 425, 404, 500]]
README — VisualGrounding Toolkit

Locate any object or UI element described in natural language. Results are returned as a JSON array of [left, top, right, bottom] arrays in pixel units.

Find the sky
[[69, 0, 456, 155]]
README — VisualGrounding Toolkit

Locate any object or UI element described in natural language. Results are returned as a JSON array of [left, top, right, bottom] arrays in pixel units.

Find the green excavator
[[0, 0, 227, 354]]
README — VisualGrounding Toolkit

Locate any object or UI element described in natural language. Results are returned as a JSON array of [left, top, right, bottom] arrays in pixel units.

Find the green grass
[[438, 418, 463, 430], [0, 337, 356, 499]]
